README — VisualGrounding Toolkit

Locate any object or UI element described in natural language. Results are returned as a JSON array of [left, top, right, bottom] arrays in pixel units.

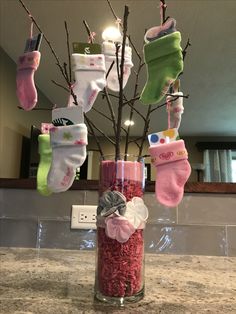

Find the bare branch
[[126, 101, 146, 121], [18, 0, 69, 85], [83, 20, 95, 43], [115, 5, 129, 160], [64, 21, 72, 82], [106, 60, 115, 79], [103, 87, 117, 137], [85, 116, 116, 146], [106, 0, 120, 22], [166, 93, 189, 99], [128, 35, 141, 61], [124, 56, 143, 157], [138, 105, 152, 158], [51, 80, 69, 92], [85, 116, 104, 159], [160, 0, 167, 25], [150, 94, 189, 113], [182, 38, 191, 60]]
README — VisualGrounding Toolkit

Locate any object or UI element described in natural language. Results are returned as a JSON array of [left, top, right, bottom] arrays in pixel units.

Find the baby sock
[[16, 51, 41, 111], [37, 134, 52, 196], [71, 54, 106, 113], [149, 139, 191, 207], [47, 123, 88, 193], [102, 41, 133, 91], [144, 18, 176, 42], [140, 32, 183, 105], [167, 92, 184, 130]]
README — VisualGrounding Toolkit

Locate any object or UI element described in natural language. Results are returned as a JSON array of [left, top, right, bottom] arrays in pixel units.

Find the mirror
[[1, 1, 236, 191]]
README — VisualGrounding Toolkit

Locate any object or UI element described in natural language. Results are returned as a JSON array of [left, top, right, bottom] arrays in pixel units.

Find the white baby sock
[[47, 123, 88, 193], [71, 54, 106, 113], [167, 92, 184, 130], [102, 41, 133, 91]]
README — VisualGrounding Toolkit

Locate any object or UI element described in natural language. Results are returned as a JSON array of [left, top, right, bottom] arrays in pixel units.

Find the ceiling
[[1, 0, 236, 137]]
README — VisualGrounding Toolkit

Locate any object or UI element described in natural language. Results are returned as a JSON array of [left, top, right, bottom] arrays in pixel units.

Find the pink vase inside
[[95, 158, 145, 302]]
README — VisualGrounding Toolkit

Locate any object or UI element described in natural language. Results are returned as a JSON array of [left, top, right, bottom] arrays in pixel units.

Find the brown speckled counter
[[0, 248, 236, 313]]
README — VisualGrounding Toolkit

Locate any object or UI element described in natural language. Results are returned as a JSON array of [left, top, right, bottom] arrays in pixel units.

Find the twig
[[126, 102, 146, 121], [63, 62, 69, 82], [182, 38, 191, 60], [128, 35, 141, 61], [85, 116, 104, 159], [85, 116, 116, 146], [150, 94, 189, 113], [106, 61, 115, 79], [160, 0, 167, 25], [18, 0, 69, 84], [91, 105, 129, 136], [18, 0, 79, 109], [106, 0, 120, 22], [64, 21, 72, 82], [115, 5, 129, 160], [115, 43, 121, 79], [102, 92, 119, 100], [138, 105, 152, 158], [83, 20, 95, 43], [124, 55, 143, 157], [128, 136, 143, 145], [51, 80, 69, 92], [103, 87, 117, 137], [166, 93, 189, 99], [17, 106, 53, 111], [123, 96, 140, 106]]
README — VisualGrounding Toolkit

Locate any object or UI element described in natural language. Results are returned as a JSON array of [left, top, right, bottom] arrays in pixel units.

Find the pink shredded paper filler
[[98, 160, 145, 297]]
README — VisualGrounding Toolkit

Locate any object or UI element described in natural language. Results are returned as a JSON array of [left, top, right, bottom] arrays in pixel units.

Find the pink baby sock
[[167, 92, 184, 130], [149, 140, 191, 207], [16, 51, 41, 111]]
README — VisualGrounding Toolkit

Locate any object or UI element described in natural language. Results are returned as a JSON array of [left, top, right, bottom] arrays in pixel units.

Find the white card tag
[[52, 106, 84, 126], [148, 128, 179, 146]]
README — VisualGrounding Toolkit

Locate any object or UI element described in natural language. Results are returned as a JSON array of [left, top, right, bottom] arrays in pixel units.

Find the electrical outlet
[[71, 205, 97, 229]]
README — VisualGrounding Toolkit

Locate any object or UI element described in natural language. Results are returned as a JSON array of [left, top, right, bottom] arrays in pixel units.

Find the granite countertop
[[0, 248, 236, 314]]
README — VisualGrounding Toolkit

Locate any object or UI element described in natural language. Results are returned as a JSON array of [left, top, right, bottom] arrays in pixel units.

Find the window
[[232, 151, 236, 183]]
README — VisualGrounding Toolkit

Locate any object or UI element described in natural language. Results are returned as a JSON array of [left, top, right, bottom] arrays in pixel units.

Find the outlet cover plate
[[71, 205, 97, 229]]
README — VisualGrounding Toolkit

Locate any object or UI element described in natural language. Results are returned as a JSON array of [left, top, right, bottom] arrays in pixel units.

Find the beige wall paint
[[88, 137, 153, 180], [88, 136, 236, 181], [87, 137, 199, 181], [1, 47, 235, 180], [0, 47, 52, 178]]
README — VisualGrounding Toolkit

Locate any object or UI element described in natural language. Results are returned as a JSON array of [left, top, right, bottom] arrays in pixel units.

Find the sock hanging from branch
[[149, 140, 191, 207]]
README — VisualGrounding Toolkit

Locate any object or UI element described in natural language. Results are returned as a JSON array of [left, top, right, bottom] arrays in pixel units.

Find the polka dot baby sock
[[140, 32, 183, 105], [167, 92, 184, 130], [47, 123, 88, 193], [149, 139, 191, 207], [37, 134, 52, 196], [71, 54, 106, 113], [102, 41, 133, 91], [16, 51, 41, 111]]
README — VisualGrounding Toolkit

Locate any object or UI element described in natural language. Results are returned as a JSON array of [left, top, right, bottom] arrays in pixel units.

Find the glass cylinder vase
[[94, 155, 148, 306]]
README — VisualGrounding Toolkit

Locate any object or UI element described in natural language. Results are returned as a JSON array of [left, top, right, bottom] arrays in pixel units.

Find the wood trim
[[1, 178, 236, 194], [0, 178, 98, 191], [196, 141, 236, 151]]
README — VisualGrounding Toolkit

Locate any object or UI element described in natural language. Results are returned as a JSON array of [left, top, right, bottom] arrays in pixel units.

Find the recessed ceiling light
[[124, 120, 134, 126]]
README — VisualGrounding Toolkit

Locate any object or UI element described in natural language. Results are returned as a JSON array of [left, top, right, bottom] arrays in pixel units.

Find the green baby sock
[[37, 134, 52, 196], [140, 31, 183, 105]]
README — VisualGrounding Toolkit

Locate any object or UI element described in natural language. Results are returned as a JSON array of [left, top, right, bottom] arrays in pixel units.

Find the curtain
[[203, 149, 232, 182]]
